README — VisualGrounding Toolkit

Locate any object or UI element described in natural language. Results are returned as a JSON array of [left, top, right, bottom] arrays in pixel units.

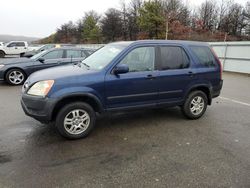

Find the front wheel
[[181, 91, 208, 119], [6, 69, 26, 85], [55, 102, 96, 139]]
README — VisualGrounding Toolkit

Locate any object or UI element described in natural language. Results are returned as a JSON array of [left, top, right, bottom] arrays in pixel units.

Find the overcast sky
[[0, 0, 247, 38]]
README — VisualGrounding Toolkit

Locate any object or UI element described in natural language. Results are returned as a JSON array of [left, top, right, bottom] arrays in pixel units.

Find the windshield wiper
[[81, 62, 90, 69]]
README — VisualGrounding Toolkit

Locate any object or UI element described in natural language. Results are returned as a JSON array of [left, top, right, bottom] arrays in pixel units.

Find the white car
[[0, 41, 29, 58]]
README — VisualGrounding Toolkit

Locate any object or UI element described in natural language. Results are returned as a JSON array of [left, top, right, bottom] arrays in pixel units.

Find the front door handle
[[146, 74, 156, 80], [188, 71, 195, 77]]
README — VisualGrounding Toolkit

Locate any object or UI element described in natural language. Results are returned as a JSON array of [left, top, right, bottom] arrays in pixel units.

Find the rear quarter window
[[190, 46, 216, 67], [16, 42, 25, 47], [66, 50, 81, 58]]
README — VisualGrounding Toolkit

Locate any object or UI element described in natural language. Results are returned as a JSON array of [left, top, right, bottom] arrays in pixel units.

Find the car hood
[[0, 58, 32, 65], [27, 64, 98, 84]]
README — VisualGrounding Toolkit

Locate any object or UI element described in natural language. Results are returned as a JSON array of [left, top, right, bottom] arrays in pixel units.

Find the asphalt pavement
[[0, 72, 250, 188]]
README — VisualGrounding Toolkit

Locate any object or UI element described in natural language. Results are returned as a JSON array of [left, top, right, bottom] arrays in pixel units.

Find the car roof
[[47, 47, 92, 51], [8, 41, 27, 43], [110, 40, 209, 47]]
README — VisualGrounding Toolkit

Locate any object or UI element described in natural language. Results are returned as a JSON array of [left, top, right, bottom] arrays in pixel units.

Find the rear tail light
[[210, 47, 222, 79]]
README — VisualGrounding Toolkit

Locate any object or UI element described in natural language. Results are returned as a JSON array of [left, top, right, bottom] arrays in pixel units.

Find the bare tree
[[243, 1, 250, 35], [101, 8, 123, 42], [127, 0, 142, 40], [217, 0, 233, 30], [199, 0, 217, 31], [220, 3, 246, 35]]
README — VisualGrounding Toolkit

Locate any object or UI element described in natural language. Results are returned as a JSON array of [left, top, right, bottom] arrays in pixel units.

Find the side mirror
[[38, 58, 45, 63], [113, 64, 129, 75]]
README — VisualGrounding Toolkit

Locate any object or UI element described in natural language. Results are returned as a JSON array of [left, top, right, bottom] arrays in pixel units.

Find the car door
[[105, 46, 159, 109], [156, 45, 195, 105], [16, 42, 27, 54], [5, 42, 18, 55], [32, 49, 64, 72]]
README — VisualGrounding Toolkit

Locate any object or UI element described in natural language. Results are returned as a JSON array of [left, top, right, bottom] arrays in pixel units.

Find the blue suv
[[21, 40, 223, 139]]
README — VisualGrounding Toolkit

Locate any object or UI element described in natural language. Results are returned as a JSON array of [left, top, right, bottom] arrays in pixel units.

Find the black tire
[[5, 68, 26, 85], [181, 90, 208, 119], [55, 102, 96, 139], [20, 53, 25, 57], [0, 51, 5, 58]]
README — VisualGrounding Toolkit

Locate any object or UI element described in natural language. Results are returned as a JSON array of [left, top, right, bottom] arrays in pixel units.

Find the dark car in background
[[22, 44, 83, 58], [22, 44, 57, 58], [0, 47, 94, 85]]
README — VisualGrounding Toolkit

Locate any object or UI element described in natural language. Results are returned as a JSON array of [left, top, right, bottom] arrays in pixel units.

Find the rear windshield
[[190, 46, 216, 67]]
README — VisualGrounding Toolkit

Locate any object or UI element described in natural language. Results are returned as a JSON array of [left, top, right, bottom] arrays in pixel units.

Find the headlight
[[0, 64, 4, 69], [27, 80, 54, 97]]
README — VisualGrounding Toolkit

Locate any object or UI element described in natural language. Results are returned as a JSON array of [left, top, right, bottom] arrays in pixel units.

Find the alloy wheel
[[8, 70, 25, 85], [189, 96, 205, 116], [63, 109, 90, 135]]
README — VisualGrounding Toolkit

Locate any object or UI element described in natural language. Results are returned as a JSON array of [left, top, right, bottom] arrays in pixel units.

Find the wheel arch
[[186, 85, 212, 105], [4, 67, 27, 81], [0, 50, 6, 57], [51, 93, 104, 121]]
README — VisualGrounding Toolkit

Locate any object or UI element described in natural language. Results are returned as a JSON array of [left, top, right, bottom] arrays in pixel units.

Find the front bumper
[[0, 70, 4, 81], [21, 94, 57, 123]]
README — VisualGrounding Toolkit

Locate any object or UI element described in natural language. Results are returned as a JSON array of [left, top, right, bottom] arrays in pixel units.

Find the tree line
[[40, 0, 250, 44]]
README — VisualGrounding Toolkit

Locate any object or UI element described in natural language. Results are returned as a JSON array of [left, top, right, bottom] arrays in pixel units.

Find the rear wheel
[[0, 51, 5, 58], [55, 102, 96, 139], [181, 91, 208, 119], [6, 69, 26, 85], [20, 53, 25, 57]]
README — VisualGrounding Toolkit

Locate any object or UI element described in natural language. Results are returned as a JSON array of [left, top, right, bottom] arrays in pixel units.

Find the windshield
[[81, 44, 126, 70], [30, 50, 48, 60]]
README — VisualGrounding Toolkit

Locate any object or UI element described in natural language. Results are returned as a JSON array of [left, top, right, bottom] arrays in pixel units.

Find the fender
[[4, 67, 28, 78], [50, 87, 105, 113]]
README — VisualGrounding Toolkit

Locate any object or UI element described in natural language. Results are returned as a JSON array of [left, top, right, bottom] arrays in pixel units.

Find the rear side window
[[16, 42, 25, 47], [43, 50, 63, 59], [190, 46, 216, 67], [159, 46, 189, 70], [66, 50, 81, 58]]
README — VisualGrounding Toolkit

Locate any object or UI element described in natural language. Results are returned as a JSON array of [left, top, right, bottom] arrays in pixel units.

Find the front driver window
[[119, 47, 155, 72], [7, 43, 17, 47], [42, 50, 63, 60]]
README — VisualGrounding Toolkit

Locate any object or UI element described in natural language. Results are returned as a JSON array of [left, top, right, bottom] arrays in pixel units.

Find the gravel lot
[[0, 70, 250, 188]]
